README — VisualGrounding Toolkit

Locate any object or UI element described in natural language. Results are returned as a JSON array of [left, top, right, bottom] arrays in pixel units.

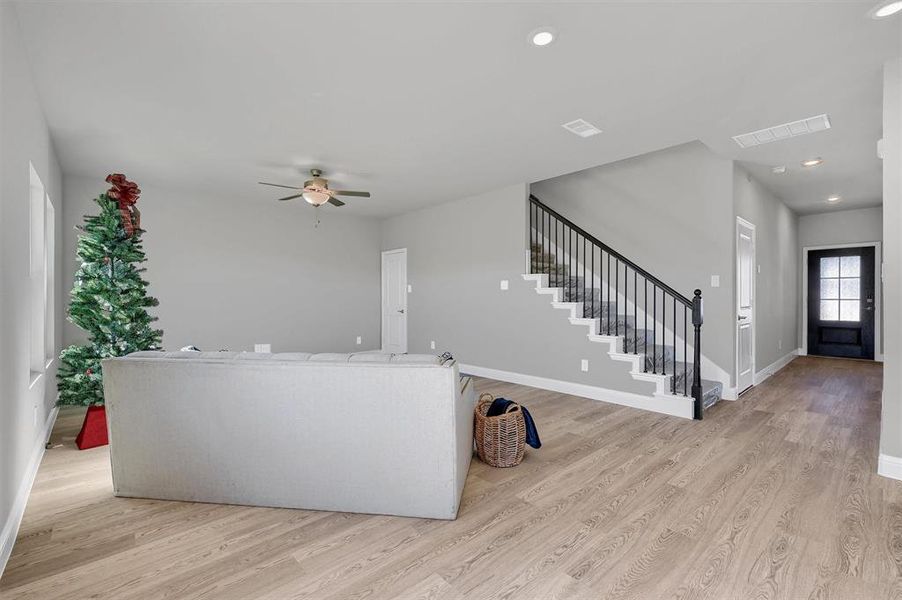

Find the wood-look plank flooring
[[2, 356, 899, 599]]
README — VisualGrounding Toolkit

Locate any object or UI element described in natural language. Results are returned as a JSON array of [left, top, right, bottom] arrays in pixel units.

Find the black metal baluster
[[633, 269, 638, 354], [662, 291, 667, 377], [583, 236, 594, 314], [606, 252, 611, 335], [591, 242, 595, 322], [684, 305, 688, 397], [653, 285, 657, 373], [615, 259, 619, 336], [672, 296, 677, 394], [644, 278, 648, 371]]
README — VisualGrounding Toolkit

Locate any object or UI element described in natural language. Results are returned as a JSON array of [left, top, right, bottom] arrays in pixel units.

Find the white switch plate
[[407, 284, 412, 293], [757, 264, 761, 274], [710, 275, 720, 288], [581, 359, 589, 372], [254, 343, 271, 353], [430, 340, 436, 350], [778, 339, 783, 350], [500, 279, 509, 290], [356, 336, 362, 345]]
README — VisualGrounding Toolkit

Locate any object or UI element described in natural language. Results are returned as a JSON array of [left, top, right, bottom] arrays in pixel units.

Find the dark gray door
[[807, 247, 875, 360]]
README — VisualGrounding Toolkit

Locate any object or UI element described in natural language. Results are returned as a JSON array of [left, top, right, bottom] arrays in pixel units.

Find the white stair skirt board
[[522, 273, 727, 407], [523, 274, 731, 391], [0, 406, 59, 578], [878, 454, 902, 481], [754, 348, 801, 386], [459, 364, 694, 419]]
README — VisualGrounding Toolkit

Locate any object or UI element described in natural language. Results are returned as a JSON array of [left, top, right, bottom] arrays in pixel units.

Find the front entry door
[[807, 247, 875, 360], [381, 249, 408, 354]]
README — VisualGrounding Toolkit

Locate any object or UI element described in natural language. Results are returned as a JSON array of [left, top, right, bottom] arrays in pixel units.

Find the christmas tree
[[57, 174, 163, 406]]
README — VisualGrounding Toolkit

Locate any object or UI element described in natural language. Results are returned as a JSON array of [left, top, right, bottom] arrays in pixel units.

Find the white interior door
[[736, 218, 756, 394], [381, 249, 408, 354]]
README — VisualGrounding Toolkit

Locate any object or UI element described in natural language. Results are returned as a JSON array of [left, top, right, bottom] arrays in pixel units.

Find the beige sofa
[[102, 351, 476, 520]]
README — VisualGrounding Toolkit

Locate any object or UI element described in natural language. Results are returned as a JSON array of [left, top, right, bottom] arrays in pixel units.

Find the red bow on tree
[[105, 173, 142, 237]]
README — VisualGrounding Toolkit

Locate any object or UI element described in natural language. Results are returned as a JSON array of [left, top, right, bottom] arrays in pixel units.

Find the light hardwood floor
[[2, 356, 899, 599]]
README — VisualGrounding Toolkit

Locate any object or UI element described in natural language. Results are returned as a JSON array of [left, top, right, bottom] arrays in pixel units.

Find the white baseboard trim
[[459, 364, 694, 419], [753, 349, 800, 386], [0, 406, 59, 579], [878, 454, 902, 481]]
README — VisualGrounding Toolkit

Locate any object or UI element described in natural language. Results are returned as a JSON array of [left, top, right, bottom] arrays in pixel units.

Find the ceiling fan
[[258, 169, 371, 207]]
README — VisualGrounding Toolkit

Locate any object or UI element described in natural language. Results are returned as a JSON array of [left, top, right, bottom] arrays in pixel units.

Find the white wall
[[799, 207, 882, 248], [530, 141, 736, 381], [733, 165, 800, 372], [63, 176, 382, 354], [0, 3, 64, 574], [881, 57, 902, 466]]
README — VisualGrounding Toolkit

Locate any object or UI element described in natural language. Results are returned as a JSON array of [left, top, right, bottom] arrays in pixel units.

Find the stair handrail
[[529, 193, 706, 419], [529, 195, 692, 307]]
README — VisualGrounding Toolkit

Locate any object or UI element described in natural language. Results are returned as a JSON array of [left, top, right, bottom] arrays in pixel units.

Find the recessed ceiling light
[[826, 195, 842, 203], [801, 157, 824, 167], [530, 28, 555, 46], [870, 1, 902, 18]]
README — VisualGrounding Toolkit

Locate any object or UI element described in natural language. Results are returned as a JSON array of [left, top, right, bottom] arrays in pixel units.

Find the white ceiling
[[13, 1, 900, 217]]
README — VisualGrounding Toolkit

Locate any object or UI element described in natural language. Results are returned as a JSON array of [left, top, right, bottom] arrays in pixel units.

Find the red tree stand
[[75, 405, 109, 450]]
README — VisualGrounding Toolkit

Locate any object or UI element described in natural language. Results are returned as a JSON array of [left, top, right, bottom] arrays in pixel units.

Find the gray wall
[[380, 183, 652, 395], [882, 58, 902, 461], [799, 207, 882, 248], [63, 176, 382, 354], [0, 3, 64, 570], [733, 165, 800, 370], [530, 141, 736, 380]]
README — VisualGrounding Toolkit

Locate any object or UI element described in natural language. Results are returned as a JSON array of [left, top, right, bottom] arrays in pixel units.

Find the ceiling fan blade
[[332, 190, 371, 198], [277, 194, 304, 202], [327, 197, 346, 207], [259, 181, 301, 190]]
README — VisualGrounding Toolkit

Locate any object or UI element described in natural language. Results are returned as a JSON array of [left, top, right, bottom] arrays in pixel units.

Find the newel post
[[692, 289, 704, 420]]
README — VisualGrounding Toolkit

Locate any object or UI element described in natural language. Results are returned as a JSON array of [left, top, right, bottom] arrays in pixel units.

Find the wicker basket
[[474, 393, 526, 468]]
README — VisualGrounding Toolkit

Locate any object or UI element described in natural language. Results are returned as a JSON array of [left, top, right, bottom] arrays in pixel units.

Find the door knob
[[398, 308, 405, 314]]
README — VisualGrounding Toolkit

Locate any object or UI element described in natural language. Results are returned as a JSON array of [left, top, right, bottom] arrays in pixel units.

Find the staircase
[[526, 195, 723, 419]]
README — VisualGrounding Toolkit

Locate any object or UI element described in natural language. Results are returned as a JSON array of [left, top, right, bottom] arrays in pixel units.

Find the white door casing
[[736, 218, 756, 394], [381, 248, 408, 354]]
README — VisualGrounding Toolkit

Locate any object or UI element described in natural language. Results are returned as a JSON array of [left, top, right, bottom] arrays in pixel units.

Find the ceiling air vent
[[732, 114, 831, 149], [562, 119, 602, 138]]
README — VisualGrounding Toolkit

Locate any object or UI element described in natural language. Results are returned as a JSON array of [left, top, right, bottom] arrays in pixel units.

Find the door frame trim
[[801, 241, 882, 361], [381, 247, 408, 353], [735, 217, 757, 393]]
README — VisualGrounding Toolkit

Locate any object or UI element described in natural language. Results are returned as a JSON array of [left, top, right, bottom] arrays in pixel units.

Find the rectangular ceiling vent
[[562, 118, 603, 138], [732, 114, 831, 148]]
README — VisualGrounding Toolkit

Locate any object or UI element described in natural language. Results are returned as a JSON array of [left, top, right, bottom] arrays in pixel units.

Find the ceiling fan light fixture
[[302, 190, 330, 206]]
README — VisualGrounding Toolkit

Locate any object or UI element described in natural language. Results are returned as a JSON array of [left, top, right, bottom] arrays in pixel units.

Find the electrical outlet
[[500, 280, 509, 291], [778, 339, 783, 350], [430, 340, 436, 350], [356, 336, 362, 345], [581, 359, 589, 372], [710, 275, 720, 288], [254, 343, 271, 353]]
